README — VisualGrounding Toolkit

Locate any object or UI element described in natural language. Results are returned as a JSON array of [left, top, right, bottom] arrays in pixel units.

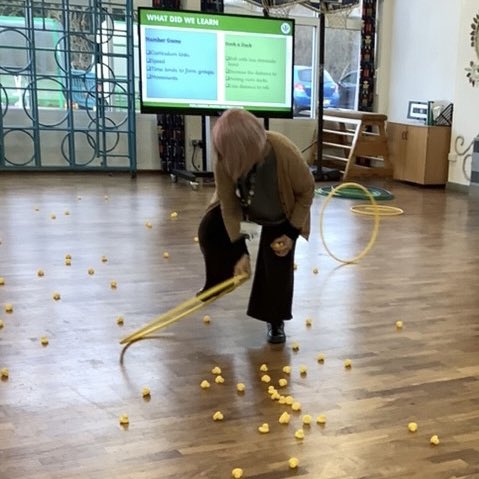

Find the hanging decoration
[[243, 0, 360, 18], [358, 0, 376, 111], [465, 11, 479, 87]]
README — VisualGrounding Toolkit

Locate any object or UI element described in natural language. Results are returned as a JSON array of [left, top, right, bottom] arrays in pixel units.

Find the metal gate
[[0, 0, 136, 172]]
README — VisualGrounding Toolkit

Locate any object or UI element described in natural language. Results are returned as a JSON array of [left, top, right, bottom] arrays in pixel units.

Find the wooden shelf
[[387, 122, 451, 185], [310, 109, 393, 180]]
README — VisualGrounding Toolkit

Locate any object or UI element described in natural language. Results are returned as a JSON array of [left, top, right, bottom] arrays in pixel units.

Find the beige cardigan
[[209, 130, 315, 242]]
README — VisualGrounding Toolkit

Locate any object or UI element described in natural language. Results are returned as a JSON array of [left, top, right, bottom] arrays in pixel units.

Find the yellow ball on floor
[[302, 415, 312, 425], [0, 277, 5, 286], [40, 336, 49, 346], [212, 411, 224, 421], [258, 423, 270, 433], [292, 401, 302, 411], [231, 468, 243, 478], [279, 412, 290, 424], [119, 415, 129, 425], [430, 434, 440, 445], [316, 415, 327, 425], [4, 304, 13, 313], [288, 457, 299, 469], [142, 387, 151, 398], [236, 383, 246, 392], [294, 429, 305, 439], [408, 422, 418, 432], [1, 367, 9, 378]]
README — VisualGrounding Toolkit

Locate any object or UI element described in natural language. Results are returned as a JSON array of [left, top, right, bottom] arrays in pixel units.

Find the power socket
[[191, 139, 203, 148]]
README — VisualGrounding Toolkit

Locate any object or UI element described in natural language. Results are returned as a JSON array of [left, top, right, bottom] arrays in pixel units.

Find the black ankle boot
[[267, 321, 286, 344]]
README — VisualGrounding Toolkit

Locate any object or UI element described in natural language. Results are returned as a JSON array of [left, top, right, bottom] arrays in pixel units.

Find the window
[[223, 0, 362, 118]]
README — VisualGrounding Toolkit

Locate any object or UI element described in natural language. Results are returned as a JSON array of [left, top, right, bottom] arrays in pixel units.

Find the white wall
[[376, 0, 479, 187], [136, 114, 161, 169], [448, 0, 479, 185], [384, 0, 460, 123]]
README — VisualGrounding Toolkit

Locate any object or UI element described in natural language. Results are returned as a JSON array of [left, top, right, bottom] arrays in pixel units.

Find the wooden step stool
[[310, 109, 393, 180]]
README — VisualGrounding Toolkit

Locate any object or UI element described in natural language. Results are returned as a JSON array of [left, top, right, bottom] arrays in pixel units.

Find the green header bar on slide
[[139, 9, 294, 36], [142, 101, 289, 112]]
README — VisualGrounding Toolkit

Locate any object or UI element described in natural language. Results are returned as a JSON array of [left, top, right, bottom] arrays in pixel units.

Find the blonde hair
[[212, 109, 267, 181]]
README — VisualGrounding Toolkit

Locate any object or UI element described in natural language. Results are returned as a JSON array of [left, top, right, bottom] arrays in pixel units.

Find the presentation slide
[[144, 28, 218, 101], [224, 34, 287, 103], [139, 9, 294, 114]]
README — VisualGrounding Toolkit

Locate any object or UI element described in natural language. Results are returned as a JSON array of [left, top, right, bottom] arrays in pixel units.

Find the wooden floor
[[0, 172, 478, 479]]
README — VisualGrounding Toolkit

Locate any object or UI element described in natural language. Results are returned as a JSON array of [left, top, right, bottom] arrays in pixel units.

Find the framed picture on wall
[[407, 101, 429, 122]]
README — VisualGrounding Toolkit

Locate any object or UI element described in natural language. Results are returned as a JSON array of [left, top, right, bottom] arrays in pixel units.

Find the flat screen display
[[138, 8, 295, 117]]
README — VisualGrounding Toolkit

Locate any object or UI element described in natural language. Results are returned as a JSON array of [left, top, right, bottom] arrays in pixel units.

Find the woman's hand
[[234, 254, 251, 278], [271, 235, 293, 257]]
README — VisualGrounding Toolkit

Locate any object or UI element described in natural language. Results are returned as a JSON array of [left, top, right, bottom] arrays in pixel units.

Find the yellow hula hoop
[[319, 182, 380, 264], [119, 274, 248, 344], [351, 205, 404, 216]]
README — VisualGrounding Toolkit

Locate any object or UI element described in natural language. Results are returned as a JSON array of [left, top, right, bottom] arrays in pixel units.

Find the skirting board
[[446, 181, 469, 193]]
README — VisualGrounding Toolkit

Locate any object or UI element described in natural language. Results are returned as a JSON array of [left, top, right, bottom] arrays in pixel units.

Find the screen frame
[[137, 7, 295, 119]]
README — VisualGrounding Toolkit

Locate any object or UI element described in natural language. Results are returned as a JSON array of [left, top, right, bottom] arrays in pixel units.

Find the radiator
[[472, 137, 479, 185]]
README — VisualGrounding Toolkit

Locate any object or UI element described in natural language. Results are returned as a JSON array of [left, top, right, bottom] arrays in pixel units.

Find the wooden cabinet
[[387, 123, 451, 185]]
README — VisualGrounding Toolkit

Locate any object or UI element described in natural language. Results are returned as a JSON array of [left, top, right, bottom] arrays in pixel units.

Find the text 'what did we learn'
[[146, 13, 219, 26]]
